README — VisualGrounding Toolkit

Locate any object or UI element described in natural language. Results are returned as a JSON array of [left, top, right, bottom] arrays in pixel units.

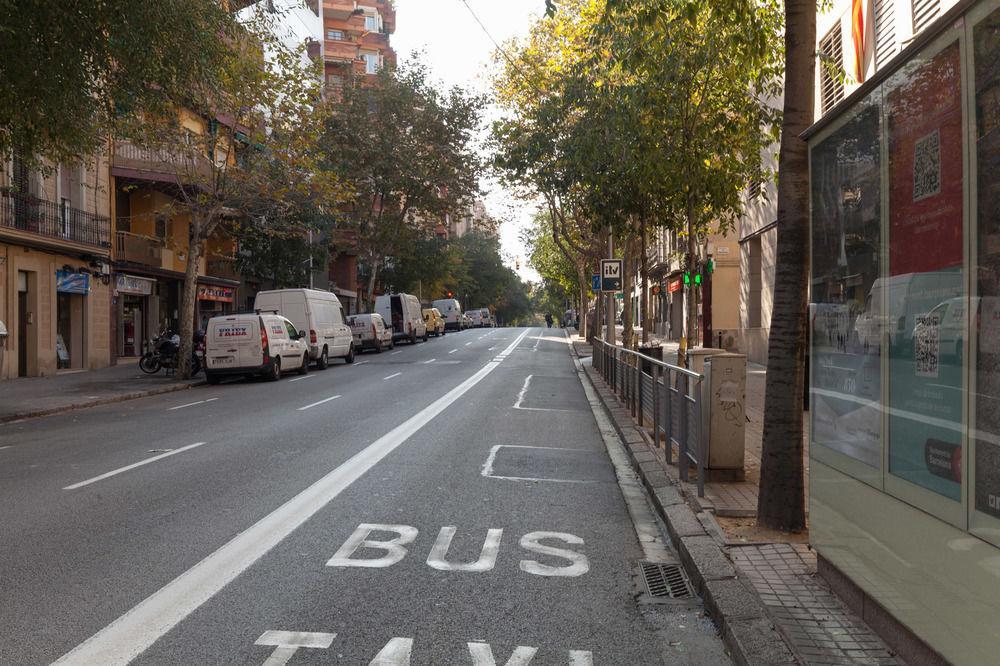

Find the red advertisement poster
[[888, 41, 964, 276]]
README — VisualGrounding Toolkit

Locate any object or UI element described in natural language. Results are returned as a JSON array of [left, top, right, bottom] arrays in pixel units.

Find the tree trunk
[[621, 233, 635, 349], [178, 216, 206, 379], [366, 254, 380, 312], [640, 217, 649, 344], [576, 267, 589, 339], [685, 200, 698, 362], [756, 0, 815, 533]]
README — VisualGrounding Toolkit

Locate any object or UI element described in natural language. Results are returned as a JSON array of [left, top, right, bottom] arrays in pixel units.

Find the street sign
[[600, 259, 623, 292], [591, 274, 601, 293]]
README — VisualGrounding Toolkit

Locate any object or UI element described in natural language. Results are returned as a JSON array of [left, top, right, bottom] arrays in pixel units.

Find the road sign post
[[600, 259, 623, 293]]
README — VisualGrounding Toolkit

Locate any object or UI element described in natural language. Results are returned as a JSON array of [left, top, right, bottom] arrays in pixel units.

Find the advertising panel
[[810, 99, 882, 468], [886, 41, 964, 501], [973, 7, 1000, 520]]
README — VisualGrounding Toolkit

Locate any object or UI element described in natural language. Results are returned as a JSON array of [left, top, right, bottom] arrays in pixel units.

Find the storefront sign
[[115, 274, 154, 296], [56, 271, 89, 294], [197, 285, 235, 303], [668, 278, 682, 293]]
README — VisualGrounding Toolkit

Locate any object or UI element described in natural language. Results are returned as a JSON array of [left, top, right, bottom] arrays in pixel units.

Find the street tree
[[124, 9, 341, 378], [757, 0, 817, 533], [318, 58, 485, 310], [0, 0, 238, 165]]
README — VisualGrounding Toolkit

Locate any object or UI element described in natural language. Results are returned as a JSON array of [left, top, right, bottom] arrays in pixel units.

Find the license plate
[[212, 356, 234, 365]]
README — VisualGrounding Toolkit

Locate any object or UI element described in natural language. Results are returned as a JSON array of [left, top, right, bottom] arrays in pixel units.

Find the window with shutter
[[911, 0, 941, 35], [874, 0, 898, 70], [819, 24, 846, 115]]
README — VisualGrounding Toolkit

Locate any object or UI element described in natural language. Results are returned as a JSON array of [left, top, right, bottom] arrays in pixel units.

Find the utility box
[[702, 353, 747, 481], [686, 347, 726, 374]]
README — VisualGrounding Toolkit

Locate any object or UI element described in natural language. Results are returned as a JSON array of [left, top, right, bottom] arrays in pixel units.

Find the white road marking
[[63, 442, 207, 490], [54, 328, 533, 665], [256, 631, 336, 666], [480, 444, 595, 484], [423, 358, 436, 364], [448, 349, 458, 354], [468, 643, 537, 665], [465, 341, 473, 346], [511, 376, 576, 413], [354, 360, 370, 366], [297, 395, 342, 411], [288, 374, 315, 382], [391, 350, 403, 355], [512, 375, 532, 409], [426, 527, 503, 572], [167, 397, 218, 411], [369, 638, 413, 665], [519, 531, 590, 577], [488, 346, 497, 351], [383, 372, 403, 380], [0, 445, 10, 451], [328, 524, 418, 568]]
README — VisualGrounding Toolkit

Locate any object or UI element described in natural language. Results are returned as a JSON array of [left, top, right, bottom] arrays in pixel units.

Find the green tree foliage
[[318, 58, 485, 309], [0, 0, 238, 165]]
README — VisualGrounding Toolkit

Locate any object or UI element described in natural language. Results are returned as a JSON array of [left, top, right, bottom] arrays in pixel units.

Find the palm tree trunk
[[756, 0, 816, 532]]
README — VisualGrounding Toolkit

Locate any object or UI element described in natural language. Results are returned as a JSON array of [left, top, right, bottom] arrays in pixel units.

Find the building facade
[[1, 155, 113, 379], [806, 0, 999, 661]]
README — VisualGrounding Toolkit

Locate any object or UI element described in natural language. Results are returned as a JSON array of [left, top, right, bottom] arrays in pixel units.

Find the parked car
[[423, 308, 446, 337], [462, 313, 472, 329], [431, 298, 464, 331], [479, 308, 495, 328], [375, 293, 428, 344], [466, 309, 484, 328], [253, 288, 354, 368], [204, 313, 309, 384], [348, 313, 393, 353]]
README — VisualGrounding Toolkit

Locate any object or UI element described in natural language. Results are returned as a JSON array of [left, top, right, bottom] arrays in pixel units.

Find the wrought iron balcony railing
[[1, 190, 111, 248]]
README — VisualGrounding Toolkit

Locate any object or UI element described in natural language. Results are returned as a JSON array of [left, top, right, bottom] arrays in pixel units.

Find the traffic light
[[447, 291, 453, 298], [683, 272, 691, 285]]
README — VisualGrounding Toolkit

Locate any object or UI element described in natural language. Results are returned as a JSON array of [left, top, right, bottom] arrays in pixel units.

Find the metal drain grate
[[639, 561, 693, 599]]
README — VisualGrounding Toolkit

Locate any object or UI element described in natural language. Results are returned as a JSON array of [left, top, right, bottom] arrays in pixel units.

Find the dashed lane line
[[63, 442, 207, 491], [296, 395, 342, 411], [383, 372, 403, 380], [167, 398, 219, 411], [53, 328, 532, 665]]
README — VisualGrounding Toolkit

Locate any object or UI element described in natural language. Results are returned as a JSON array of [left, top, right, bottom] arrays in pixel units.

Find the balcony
[[115, 231, 164, 268], [1, 190, 111, 249], [323, 0, 356, 19], [206, 256, 240, 281], [113, 140, 212, 185], [324, 39, 360, 63]]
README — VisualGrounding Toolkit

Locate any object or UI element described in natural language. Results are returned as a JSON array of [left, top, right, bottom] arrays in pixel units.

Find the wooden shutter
[[819, 25, 846, 115], [874, 0, 897, 70], [911, 0, 941, 35]]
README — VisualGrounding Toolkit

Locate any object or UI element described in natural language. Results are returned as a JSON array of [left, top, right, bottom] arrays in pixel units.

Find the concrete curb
[[0, 380, 205, 424], [571, 341, 798, 665]]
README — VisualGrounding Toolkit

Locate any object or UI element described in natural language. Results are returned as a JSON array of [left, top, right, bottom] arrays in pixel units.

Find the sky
[[392, 0, 545, 282]]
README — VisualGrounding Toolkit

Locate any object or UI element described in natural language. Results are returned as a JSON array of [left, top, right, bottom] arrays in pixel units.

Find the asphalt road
[[0, 327, 729, 665]]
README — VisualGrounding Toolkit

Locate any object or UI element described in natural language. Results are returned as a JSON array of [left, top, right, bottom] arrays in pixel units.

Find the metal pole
[[308, 229, 314, 290], [606, 227, 616, 346]]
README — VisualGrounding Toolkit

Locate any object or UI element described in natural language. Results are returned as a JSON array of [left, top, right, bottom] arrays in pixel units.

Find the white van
[[205, 313, 309, 384], [348, 313, 393, 352], [432, 298, 464, 331], [466, 309, 484, 328], [479, 308, 494, 328], [254, 288, 354, 368], [374, 293, 427, 344]]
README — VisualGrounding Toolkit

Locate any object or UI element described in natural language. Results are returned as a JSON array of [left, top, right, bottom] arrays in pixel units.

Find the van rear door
[[208, 316, 259, 369]]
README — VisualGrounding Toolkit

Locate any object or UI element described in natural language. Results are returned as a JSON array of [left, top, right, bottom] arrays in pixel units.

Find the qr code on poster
[[913, 129, 941, 202], [915, 314, 940, 378]]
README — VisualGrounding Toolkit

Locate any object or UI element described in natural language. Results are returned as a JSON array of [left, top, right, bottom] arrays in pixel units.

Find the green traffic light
[[694, 273, 702, 286], [683, 272, 691, 285]]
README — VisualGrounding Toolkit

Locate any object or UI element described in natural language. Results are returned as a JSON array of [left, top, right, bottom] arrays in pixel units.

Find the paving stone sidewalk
[[571, 332, 903, 665], [0, 360, 203, 423]]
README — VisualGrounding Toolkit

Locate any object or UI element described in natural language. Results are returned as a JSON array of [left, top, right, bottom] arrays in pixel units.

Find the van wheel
[[298, 354, 309, 375], [268, 358, 281, 381], [410, 332, 417, 345], [316, 348, 329, 370], [206, 372, 221, 385], [422, 330, 429, 342], [345, 345, 355, 364]]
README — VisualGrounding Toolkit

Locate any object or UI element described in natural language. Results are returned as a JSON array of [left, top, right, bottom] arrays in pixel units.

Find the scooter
[[139, 330, 204, 376]]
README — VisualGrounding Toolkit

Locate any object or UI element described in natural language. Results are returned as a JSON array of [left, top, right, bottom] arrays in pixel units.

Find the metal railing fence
[[592, 338, 706, 497]]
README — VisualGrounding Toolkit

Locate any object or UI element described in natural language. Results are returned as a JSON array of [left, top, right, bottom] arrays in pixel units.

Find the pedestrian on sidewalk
[[545, 313, 553, 328]]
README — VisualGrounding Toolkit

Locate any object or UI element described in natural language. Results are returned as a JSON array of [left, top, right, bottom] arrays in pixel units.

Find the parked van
[[253, 288, 354, 368], [467, 309, 484, 328], [479, 308, 494, 328], [432, 298, 464, 331], [374, 293, 428, 343], [423, 308, 446, 337], [205, 313, 309, 384], [348, 313, 393, 353]]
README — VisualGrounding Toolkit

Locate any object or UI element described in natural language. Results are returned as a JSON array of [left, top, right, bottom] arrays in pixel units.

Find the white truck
[[375, 293, 428, 344], [253, 289, 354, 368]]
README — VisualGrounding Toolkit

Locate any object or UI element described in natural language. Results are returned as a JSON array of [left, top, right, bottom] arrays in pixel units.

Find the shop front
[[197, 282, 235, 331], [806, 1, 1000, 661], [114, 273, 155, 358], [666, 275, 684, 341]]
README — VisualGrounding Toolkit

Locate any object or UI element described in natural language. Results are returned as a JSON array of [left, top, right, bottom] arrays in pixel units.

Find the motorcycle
[[139, 330, 204, 376]]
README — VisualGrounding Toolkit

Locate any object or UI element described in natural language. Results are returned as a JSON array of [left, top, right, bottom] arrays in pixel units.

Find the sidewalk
[[0, 360, 204, 423], [571, 331, 902, 665]]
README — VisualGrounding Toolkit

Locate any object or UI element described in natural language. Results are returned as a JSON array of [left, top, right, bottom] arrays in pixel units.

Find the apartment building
[[322, 0, 397, 95], [804, 0, 998, 662], [0, 156, 113, 378]]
